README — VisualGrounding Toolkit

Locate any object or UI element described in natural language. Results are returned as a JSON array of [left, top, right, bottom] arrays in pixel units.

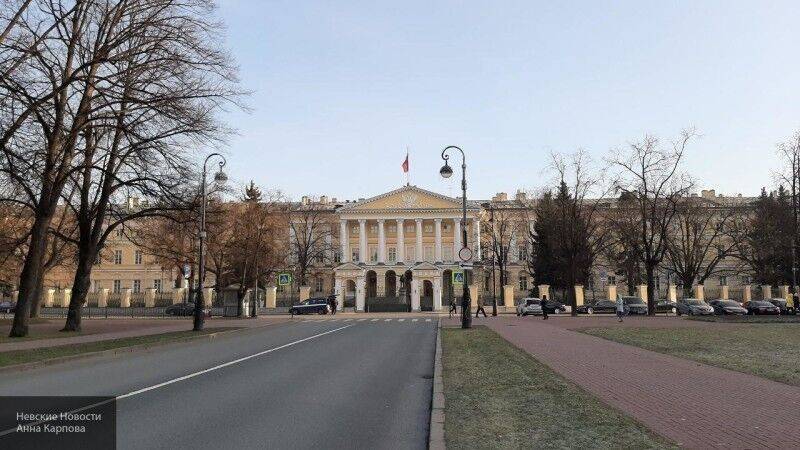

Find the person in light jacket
[[616, 296, 625, 322]]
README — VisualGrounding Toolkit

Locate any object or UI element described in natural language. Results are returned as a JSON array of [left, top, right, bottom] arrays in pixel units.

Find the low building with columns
[[329, 185, 483, 312]]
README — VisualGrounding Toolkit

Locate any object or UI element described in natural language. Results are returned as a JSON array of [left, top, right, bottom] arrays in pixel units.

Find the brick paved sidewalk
[[450, 317, 800, 449], [0, 317, 287, 352]]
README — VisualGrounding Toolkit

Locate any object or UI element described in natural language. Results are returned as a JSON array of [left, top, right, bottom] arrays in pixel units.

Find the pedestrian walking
[[475, 296, 487, 318], [449, 298, 458, 318], [331, 296, 337, 315], [616, 295, 625, 322], [540, 295, 548, 320]]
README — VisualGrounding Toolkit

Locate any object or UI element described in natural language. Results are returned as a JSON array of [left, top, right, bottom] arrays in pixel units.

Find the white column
[[434, 218, 443, 262], [473, 219, 481, 260], [359, 219, 367, 264], [340, 219, 349, 263], [377, 219, 386, 264], [325, 224, 333, 262], [334, 278, 344, 311], [415, 219, 423, 263], [356, 277, 366, 311], [396, 219, 405, 263], [433, 277, 443, 311], [453, 218, 461, 262], [411, 279, 421, 311]]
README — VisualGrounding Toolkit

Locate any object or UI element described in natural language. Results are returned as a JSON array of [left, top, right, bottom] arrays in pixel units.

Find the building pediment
[[334, 262, 363, 271], [339, 185, 478, 213]]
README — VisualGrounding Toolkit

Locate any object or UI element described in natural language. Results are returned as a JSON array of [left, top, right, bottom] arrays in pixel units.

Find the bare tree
[[664, 197, 740, 297], [609, 130, 695, 315], [288, 200, 335, 288], [776, 131, 800, 291], [529, 151, 614, 315], [484, 203, 520, 307]]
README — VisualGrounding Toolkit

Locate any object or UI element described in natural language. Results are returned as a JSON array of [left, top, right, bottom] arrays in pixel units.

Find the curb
[[0, 326, 250, 374], [429, 318, 446, 450]]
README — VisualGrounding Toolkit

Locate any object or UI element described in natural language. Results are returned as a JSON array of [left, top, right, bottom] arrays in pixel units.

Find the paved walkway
[[0, 317, 288, 352], [446, 316, 800, 449]]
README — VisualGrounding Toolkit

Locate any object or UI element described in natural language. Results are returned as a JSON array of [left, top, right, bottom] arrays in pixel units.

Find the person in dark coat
[[475, 296, 487, 318], [540, 295, 549, 320], [449, 297, 458, 318]]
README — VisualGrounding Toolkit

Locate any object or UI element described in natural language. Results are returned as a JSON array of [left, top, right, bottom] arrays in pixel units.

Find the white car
[[516, 298, 543, 316]]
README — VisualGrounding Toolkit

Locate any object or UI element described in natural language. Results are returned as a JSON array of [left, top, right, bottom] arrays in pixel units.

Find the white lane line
[[358, 318, 367, 322], [0, 325, 353, 437], [412, 319, 419, 322], [344, 318, 353, 321], [426, 319, 432, 322], [371, 318, 379, 322], [384, 318, 392, 322], [398, 319, 405, 322]]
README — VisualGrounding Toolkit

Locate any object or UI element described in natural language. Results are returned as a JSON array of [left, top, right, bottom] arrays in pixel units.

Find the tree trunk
[[646, 264, 656, 316], [10, 216, 50, 337], [29, 276, 44, 318], [62, 250, 94, 332]]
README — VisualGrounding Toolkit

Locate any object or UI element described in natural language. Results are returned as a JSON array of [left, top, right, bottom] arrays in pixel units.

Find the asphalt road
[[0, 318, 438, 449]]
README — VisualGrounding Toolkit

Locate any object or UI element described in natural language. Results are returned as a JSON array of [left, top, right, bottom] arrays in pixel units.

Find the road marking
[[384, 318, 391, 322], [344, 318, 353, 322], [358, 318, 367, 322], [371, 318, 379, 322], [0, 324, 353, 438], [426, 319, 432, 322], [398, 319, 405, 322], [412, 319, 419, 322]]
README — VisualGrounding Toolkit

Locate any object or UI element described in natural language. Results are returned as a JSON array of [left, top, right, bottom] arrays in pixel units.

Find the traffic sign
[[277, 273, 293, 286], [452, 270, 465, 285]]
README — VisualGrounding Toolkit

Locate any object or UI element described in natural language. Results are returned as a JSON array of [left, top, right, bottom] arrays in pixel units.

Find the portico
[[333, 185, 481, 311]]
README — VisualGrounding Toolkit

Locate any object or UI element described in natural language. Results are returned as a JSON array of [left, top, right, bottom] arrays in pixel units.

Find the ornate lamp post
[[193, 153, 227, 331], [439, 146, 471, 329]]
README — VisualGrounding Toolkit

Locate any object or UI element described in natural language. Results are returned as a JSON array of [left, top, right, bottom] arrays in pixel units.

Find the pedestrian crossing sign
[[278, 273, 293, 286], [452, 271, 465, 285]]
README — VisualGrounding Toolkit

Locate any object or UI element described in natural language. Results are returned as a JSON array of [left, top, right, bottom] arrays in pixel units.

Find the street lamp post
[[193, 153, 228, 331], [439, 146, 471, 329]]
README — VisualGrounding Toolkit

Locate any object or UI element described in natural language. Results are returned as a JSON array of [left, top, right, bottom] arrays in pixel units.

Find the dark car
[[542, 300, 567, 314], [745, 300, 780, 315], [675, 298, 714, 316], [766, 298, 796, 315], [622, 296, 647, 315], [708, 299, 747, 315], [656, 300, 677, 314], [576, 300, 617, 314], [289, 298, 330, 316], [0, 301, 15, 313], [165, 302, 195, 316]]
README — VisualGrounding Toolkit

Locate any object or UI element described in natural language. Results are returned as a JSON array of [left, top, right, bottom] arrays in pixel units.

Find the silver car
[[516, 298, 543, 316]]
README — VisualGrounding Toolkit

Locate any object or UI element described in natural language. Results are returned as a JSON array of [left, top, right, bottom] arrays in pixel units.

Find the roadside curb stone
[[428, 318, 446, 450]]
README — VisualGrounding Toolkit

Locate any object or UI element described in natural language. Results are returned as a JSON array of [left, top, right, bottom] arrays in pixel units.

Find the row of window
[[98, 250, 144, 265], [107, 279, 162, 294], [351, 223, 454, 236]]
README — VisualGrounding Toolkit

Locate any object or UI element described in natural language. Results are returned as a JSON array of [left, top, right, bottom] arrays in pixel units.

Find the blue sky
[[215, 0, 800, 201]]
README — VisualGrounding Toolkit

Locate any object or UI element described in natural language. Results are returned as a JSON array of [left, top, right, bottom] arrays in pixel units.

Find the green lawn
[[442, 326, 674, 450], [687, 315, 800, 323], [0, 329, 233, 368], [581, 325, 800, 386]]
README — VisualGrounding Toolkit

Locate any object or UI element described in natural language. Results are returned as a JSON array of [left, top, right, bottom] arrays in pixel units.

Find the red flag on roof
[[401, 153, 409, 173]]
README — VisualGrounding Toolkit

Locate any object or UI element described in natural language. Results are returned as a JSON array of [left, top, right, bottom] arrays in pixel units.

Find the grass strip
[[0, 328, 233, 368], [582, 325, 800, 386], [442, 326, 674, 449]]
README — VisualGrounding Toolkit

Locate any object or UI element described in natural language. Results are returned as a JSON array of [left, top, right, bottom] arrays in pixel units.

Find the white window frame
[[133, 279, 141, 293], [387, 247, 397, 263], [114, 250, 122, 265], [134, 250, 143, 265], [153, 279, 162, 292], [113, 280, 121, 294]]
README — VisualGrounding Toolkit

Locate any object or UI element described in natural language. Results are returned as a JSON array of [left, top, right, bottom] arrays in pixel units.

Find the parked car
[[0, 301, 15, 313], [708, 299, 747, 315], [165, 302, 195, 316], [745, 300, 780, 315], [675, 298, 714, 316], [621, 296, 648, 315], [766, 298, 796, 315], [542, 300, 567, 314], [516, 298, 543, 316], [289, 298, 331, 315], [655, 300, 677, 314], [576, 300, 617, 314]]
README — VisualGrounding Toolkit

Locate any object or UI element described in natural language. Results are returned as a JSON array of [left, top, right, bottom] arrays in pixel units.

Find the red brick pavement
[[450, 316, 800, 449]]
